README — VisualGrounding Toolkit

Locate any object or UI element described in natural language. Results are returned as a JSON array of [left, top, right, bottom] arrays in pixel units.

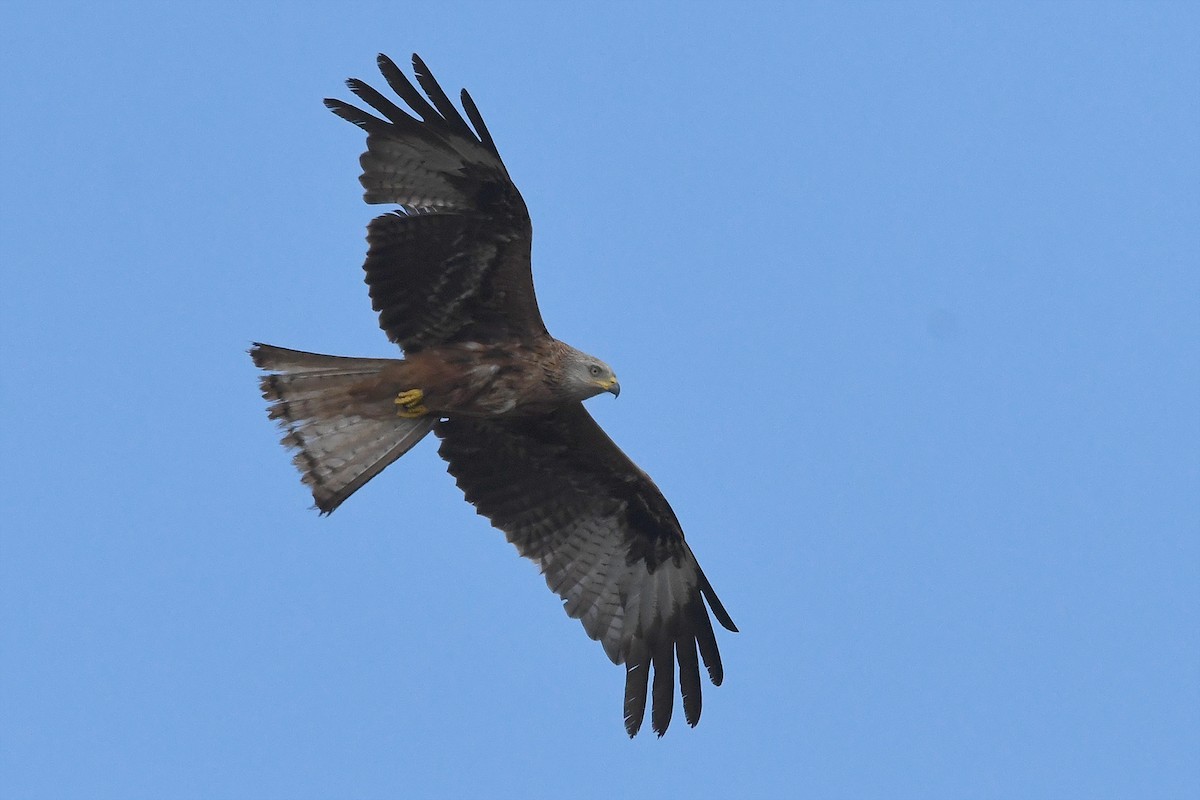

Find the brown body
[[378, 341, 567, 417]]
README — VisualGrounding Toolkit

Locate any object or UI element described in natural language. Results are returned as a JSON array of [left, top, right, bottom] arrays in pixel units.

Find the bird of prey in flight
[[251, 54, 736, 736]]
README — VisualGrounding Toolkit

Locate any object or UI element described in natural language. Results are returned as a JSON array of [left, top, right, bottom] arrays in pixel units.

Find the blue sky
[[2, 2, 1198, 798]]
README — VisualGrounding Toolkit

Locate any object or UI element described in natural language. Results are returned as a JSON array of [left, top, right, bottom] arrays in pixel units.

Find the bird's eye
[[589, 365, 601, 376]]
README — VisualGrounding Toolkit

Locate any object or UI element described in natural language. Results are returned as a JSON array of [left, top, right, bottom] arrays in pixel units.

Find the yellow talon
[[394, 389, 429, 418]]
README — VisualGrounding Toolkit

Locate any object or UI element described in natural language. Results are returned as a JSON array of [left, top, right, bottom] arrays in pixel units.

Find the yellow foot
[[394, 388, 429, 418]]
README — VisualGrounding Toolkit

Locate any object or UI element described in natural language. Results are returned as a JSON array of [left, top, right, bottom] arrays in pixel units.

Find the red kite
[[251, 55, 736, 736]]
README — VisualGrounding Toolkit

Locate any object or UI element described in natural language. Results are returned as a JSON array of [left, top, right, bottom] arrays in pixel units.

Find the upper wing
[[435, 404, 737, 737], [326, 54, 546, 351]]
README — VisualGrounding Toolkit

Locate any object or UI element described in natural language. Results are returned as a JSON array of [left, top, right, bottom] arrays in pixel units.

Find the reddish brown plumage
[[400, 341, 567, 416], [250, 54, 735, 737]]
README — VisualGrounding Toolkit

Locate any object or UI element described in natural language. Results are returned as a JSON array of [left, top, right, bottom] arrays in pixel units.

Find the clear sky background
[[2, 2, 1197, 798]]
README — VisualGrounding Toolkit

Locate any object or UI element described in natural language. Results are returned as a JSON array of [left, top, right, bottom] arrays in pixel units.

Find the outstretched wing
[[435, 405, 738, 737], [326, 54, 546, 352]]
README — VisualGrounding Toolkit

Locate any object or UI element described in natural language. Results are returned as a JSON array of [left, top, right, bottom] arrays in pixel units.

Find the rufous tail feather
[[250, 343, 434, 513]]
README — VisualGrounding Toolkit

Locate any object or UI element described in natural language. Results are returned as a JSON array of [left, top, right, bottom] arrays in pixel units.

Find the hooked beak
[[604, 377, 621, 398]]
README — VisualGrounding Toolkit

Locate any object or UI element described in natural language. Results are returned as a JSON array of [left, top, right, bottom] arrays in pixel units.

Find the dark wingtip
[[699, 569, 738, 633], [377, 53, 398, 72], [460, 87, 501, 157], [324, 97, 389, 132], [623, 657, 649, 738]]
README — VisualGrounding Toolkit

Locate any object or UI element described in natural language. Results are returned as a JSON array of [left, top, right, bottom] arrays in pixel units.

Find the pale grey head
[[558, 343, 621, 401]]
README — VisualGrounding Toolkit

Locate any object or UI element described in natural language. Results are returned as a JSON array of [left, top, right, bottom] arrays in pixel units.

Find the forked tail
[[250, 343, 435, 513]]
